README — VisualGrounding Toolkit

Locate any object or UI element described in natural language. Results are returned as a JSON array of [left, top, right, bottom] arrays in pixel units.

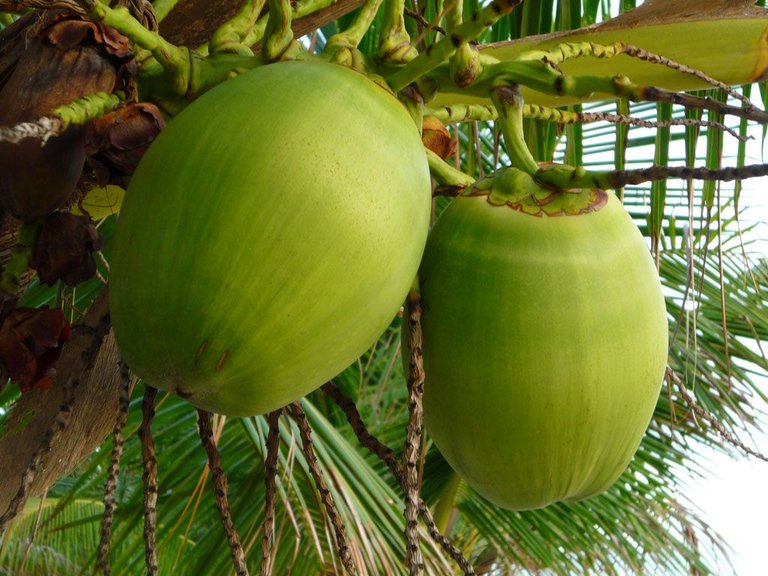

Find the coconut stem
[[0, 92, 123, 147], [197, 410, 250, 576], [534, 163, 768, 191], [490, 82, 539, 174], [378, 0, 417, 63], [241, 0, 340, 48], [139, 386, 159, 576], [77, 1, 191, 96], [259, 409, 282, 576], [386, 0, 524, 93], [97, 362, 133, 576], [327, 0, 384, 52], [210, 0, 268, 55], [262, 0, 295, 62]]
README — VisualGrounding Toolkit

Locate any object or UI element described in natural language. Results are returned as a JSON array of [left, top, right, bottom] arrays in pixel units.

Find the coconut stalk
[[432, 0, 768, 108]]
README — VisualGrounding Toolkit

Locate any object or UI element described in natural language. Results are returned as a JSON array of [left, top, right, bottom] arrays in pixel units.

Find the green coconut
[[417, 180, 668, 510], [110, 60, 431, 416]]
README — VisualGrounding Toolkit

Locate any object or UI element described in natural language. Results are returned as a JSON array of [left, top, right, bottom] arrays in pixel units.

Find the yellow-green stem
[[85, 3, 190, 95], [386, 0, 523, 92], [444, 0, 462, 32], [53, 92, 125, 128], [378, 0, 418, 63], [426, 149, 475, 188], [151, 0, 180, 22], [432, 472, 462, 535], [327, 0, 384, 51], [263, 0, 294, 61], [210, 0, 269, 55], [490, 83, 539, 174], [243, 0, 334, 48]]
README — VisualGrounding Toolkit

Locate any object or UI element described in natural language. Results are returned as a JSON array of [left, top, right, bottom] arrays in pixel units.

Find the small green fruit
[[418, 188, 668, 510], [110, 61, 431, 416]]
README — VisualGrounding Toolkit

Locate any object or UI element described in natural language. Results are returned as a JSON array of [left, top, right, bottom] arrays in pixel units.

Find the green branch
[[1, 92, 124, 145], [378, 0, 418, 63], [210, 0, 268, 55], [534, 163, 768, 191], [327, 0, 384, 52], [78, 1, 190, 95], [427, 104, 497, 124], [490, 83, 538, 174], [54, 92, 125, 129], [242, 0, 336, 47], [426, 149, 475, 188], [151, 0, 181, 22], [386, 0, 524, 92], [263, 0, 296, 61]]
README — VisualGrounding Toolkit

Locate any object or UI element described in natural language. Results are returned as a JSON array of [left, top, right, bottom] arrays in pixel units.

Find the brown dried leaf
[[44, 18, 97, 50], [32, 212, 104, 286], [0, 306, 71, 393], [88, 102, 164, 175], [421, 116, 457, 160], [43, 15, 133, 58]]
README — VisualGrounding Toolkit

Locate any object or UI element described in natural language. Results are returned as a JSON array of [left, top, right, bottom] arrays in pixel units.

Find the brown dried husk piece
[[0, 305, 72, 393], [421, 116, 457, 160], [32, 211, 104, 286], [88, 102, 165, 176]]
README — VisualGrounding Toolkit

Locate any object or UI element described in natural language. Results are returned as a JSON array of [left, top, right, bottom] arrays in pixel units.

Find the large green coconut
[[110, 60, 431, 416], [418, 181, 668, 510]]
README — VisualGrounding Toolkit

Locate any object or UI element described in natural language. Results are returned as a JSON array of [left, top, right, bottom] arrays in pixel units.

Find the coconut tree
[[0, 0, 767, 574]]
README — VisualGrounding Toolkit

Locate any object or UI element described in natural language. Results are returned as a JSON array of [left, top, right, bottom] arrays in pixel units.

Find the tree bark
[[0, 290, 121, 519], [160, 0, 367, 47]]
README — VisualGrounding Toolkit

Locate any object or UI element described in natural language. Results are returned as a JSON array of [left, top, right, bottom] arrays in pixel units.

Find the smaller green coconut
[[110, 61, 431, 416], [416, 175, 668, 510]]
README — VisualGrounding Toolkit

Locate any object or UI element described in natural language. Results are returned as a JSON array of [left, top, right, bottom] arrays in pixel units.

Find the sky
[[685, 438, 768, 575]]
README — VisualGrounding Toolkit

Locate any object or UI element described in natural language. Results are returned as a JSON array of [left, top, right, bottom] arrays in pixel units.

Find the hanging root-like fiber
[[259, 409, 282, 576], [287, 402, 358, 576], [322, 382, 476, 575], [403, 291, 425, 576], [139, 386, 159, 576], [197, 409, 250, 576], [97, 362, 133, 575]]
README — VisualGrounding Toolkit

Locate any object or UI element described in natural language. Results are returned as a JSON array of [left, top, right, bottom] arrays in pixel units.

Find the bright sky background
[[681, 172, 768, 576], [685, 437, 768, 576], [585, 1, 768, 569], [568, 89, 768, 576]]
